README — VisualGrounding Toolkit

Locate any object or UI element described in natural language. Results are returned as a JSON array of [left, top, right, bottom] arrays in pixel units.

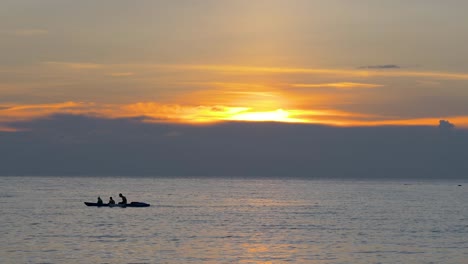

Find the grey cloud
[[359, 64, 401, 69], [1, 114, 467, 179], [439, 120, 455, 129]]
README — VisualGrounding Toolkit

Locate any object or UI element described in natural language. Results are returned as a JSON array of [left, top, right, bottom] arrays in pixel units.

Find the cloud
[[359, 64, 401, 69], [40, 61, 468, 80], [164, 131, 183, 137], [2, 101, 468, 129], [1, 115, 468, 178], [439, 120, 455, 129], [0, 102, 90, 123], [290, 82, 382, 89], [170, 64, 468, 80], [0, 126, 18, 132], [44, 61, 104, 70], [415, 80, 441, 87]]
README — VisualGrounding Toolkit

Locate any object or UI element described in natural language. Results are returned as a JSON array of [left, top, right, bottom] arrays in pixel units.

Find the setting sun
[[226, 109, 305, 123]]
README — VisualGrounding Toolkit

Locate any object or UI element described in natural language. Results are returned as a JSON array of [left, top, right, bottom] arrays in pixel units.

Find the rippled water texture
[[1, 177, 467, 263]]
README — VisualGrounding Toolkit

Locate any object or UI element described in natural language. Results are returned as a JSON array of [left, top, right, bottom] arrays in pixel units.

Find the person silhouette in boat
[[118, 193, 127, 205], [108, 197, 115, 205], [97, 196, 103, 205]]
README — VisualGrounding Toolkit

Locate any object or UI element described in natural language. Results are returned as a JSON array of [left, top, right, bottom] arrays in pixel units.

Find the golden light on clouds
[[42, 62, 468, 80], [1, 62, 468, 129], [290, 82, 383, 89], [1, 101, 468, 129], [0, 101, 88, 122], [153, 64, 468, 80]]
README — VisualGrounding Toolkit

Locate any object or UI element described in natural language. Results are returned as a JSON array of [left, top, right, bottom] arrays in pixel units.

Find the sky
[[1, 1, 468, 178], [1, 0, 468, 130]]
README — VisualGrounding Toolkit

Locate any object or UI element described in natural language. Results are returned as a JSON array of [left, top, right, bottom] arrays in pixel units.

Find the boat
[[84, 201, 150, 207]]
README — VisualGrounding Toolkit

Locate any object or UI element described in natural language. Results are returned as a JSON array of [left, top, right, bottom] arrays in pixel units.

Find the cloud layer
[[359, 65, 401, 69], [2, 101, 468, 130], [1, 114, 467, 178]]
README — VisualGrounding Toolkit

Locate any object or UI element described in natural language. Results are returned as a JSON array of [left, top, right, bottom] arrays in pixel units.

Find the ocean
[[1, 176, 467, 263]]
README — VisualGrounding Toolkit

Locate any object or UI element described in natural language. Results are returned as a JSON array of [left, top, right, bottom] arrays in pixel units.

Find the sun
[[226, 109, 306, 123]]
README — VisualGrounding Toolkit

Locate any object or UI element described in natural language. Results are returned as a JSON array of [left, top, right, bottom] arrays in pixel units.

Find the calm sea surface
[[0, 176, 467, 264]]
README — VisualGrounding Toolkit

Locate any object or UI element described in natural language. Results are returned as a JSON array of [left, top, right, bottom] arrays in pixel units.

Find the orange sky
[[1, 1, 468, 129], [2, 99, 468, 132]]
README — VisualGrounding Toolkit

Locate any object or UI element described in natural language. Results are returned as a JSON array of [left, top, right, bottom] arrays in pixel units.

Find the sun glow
[[2, 101, 468, 128], [226, 109, 306, 123]]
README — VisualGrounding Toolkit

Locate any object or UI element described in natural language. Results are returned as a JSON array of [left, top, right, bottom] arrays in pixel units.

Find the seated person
[[108, 197, 115, 205], [118, 193, 127, 205], [97, 196, 103, 205]]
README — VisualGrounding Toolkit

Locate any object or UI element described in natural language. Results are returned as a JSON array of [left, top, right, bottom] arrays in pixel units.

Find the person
[[108, 197, 115, 205], [97, 196, 103, 205], [118, 193, 127, 205]]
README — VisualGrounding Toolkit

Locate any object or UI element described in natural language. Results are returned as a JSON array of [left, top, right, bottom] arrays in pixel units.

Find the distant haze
[[1, 115, 466, 179]]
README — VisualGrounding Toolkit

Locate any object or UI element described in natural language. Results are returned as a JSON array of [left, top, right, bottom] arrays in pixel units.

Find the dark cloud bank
[[1, 115, 467, 179]]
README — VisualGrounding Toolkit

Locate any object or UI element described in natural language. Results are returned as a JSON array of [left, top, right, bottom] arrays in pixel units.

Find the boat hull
[[84, 202, 150, 207]]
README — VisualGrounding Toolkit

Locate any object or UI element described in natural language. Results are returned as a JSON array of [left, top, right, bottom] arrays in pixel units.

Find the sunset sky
[[1, 0, 468, 130]]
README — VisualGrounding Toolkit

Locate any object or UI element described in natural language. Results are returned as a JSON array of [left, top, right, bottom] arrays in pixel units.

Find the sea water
[[0, 176, 467, 264]]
